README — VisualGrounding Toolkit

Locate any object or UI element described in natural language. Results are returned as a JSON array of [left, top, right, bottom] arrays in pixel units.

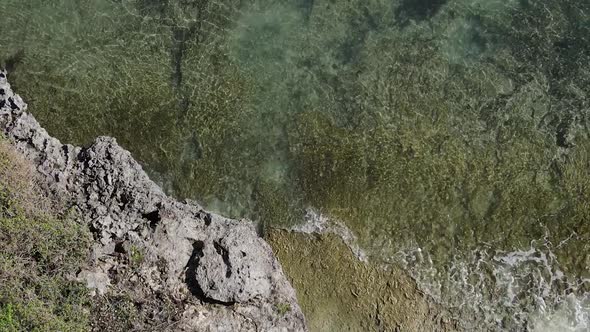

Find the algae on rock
[[267, 229, 458, 332]]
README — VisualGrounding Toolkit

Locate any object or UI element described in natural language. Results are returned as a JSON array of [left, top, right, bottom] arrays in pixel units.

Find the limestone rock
[[192, 221, 275, 303], [78, 269, 111, 296]]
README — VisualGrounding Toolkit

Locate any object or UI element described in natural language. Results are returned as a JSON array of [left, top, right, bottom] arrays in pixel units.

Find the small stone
[[78, 269, 111, 296]]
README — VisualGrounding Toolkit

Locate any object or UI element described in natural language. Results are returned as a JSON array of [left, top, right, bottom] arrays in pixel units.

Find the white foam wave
[[289, 208, 368, 262], [396, 239, 590, 331]]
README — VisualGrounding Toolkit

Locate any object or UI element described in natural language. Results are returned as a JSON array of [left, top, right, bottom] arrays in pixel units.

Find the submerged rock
[[0, 69, 307, 331]]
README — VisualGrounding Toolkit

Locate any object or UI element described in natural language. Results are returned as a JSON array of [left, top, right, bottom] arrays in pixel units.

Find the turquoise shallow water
[[1, 0, 590, 330]]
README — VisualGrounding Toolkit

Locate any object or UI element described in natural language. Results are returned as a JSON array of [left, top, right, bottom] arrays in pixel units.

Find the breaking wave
[[397, 238, 590, 331]]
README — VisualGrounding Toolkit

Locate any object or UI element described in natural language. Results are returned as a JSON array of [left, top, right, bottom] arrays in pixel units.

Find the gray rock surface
[[0, 69, 307, 331]]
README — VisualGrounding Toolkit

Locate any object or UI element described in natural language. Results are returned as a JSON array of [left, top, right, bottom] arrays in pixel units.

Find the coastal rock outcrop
[[0, 69, 307, 331]]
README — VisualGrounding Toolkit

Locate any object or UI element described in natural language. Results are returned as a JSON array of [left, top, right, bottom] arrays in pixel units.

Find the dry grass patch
[[0, 140, 54, 217], [0, 138, 92, 331]]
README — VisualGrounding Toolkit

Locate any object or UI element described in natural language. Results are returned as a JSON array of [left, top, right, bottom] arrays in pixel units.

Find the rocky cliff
[[0, 69, 307, 331]]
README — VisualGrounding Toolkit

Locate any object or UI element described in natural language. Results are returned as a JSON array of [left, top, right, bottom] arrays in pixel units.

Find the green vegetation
[[275, 302, 291, 317], [0, 140, 92, 331], [129, 245, 144, 269], [0, 304, 17, 332]]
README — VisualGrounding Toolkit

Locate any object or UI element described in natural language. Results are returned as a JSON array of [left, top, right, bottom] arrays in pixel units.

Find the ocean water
[[1, 0, 589, 330], [399, 240, 590, 330]]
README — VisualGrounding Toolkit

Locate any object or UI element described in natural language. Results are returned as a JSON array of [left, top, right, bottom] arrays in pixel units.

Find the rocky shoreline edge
[[0, 69, 307, 331]]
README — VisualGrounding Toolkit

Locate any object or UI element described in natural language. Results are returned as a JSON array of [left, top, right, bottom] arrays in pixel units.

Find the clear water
[[1, 0, 589, 330]]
